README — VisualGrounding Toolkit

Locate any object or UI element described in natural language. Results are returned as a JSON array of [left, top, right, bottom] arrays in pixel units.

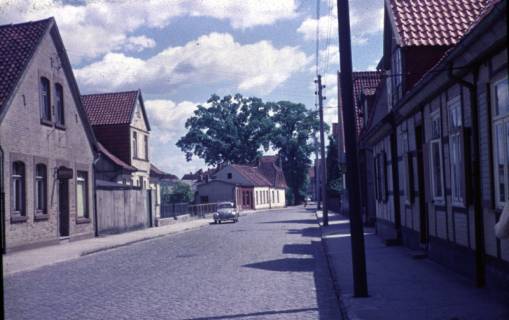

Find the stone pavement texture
[[316, 210, 509, 320], [3, 206, 342, 320], [2, 217, 212, 276]]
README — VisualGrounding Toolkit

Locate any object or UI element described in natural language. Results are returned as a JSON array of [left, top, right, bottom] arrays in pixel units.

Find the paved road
[[3, 206, 342, 320]]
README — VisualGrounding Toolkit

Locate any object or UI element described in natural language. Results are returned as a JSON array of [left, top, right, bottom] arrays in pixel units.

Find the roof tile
[[389, 0, 494, 47], [0, 18, 52, 112], [81, 90, 139, 126]]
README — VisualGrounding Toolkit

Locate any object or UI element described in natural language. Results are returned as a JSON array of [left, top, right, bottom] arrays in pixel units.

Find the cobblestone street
[[3, 207, 342, 320]]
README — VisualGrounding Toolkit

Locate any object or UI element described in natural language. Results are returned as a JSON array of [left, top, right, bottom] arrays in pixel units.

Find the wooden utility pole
[[337, 0, 368, 296], [316, 75, 329, 226]]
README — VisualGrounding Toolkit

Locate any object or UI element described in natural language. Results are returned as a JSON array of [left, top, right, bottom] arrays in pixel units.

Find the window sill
[[34, 213, 49, 221], [133, 157, 149, 162], [55, 123, 66, 130], [11, 215, 27, 223], [40, 118, 53, 127], [76, 217, 91, 224]]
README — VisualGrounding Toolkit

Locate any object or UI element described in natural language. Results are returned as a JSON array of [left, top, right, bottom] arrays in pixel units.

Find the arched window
[[40, 77, 51, 122], [35, 164, 47, 214], [12, 161, 26, 216], [55, 83, 64, 126]]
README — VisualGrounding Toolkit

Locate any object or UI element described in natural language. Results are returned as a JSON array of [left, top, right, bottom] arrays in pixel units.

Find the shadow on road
[[181, 307, 319, 320], [242, 214, 342, 319]]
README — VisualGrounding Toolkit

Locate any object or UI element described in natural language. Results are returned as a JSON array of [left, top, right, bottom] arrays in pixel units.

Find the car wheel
[[218, 220, 222, 224], [213, 220, 217, 224]]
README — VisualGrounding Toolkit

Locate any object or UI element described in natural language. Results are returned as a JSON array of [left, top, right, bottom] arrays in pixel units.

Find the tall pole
[[337, 0, 368, 296], [316, 75, 329, 226], [313, 134, 321, 207]]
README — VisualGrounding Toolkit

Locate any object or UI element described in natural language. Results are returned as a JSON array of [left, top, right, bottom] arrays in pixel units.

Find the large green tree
[[177, 94, 273, 166], [269, 101, 322, 205]]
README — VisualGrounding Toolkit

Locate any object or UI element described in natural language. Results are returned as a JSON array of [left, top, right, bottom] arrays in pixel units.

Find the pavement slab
[[316, 210, 509, 320]]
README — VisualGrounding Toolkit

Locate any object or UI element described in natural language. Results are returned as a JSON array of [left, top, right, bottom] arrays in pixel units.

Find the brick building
[[0, 18, 98, 252]]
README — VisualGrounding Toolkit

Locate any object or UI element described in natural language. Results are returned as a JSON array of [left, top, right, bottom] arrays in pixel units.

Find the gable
[[0, 18, 97, 154], [130, 96, 148, 131]]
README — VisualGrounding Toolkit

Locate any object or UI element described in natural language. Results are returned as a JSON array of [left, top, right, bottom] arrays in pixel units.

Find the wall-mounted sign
[[57, 166, 73, 180]]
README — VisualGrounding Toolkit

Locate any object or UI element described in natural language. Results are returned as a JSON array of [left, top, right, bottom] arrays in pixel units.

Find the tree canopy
[[177, 94, 325, 205], [176, 94, 273, 166]]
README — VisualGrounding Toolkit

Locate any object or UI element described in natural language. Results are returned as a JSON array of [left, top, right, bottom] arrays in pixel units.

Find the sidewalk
[[316, 211, 509, 320], [3, 217, 211, 277]]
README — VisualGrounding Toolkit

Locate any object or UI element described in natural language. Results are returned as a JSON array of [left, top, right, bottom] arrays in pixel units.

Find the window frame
[[54, 83, 65, 128], [491, 75, 509, 208], [447, 96, 465, 207], [132, 131, 138, 159], [430, 110, 445, 202], [76, 171, 89, 220], [34, 163, 48, 217], [144, 135, 149, 160], [11, 161, 27, 221], [40, 77, 52, 125]]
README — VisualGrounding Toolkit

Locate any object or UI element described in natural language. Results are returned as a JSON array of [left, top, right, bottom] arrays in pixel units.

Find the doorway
[[59, 179, 70, 237], [415, 125, 429, 246]]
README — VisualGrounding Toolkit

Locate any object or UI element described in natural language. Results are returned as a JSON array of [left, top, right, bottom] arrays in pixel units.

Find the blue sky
[[1, 0, 384, 177]]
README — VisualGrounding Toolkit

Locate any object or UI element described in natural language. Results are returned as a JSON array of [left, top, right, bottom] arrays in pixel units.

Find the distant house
[[81, 90, 151, 189], [197, 156, 287, 210], [181, 168, 217, 191], [0, 18, 98, 252]]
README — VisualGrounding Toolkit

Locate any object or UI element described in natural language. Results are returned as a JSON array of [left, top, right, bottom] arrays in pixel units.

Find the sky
[[0, 0, 384, 178]]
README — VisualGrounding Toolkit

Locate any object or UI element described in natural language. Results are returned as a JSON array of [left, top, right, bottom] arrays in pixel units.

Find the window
[[144, 135, 148, 160], [76, 171, 88, 218], [492, 76, 509, 207], [133, 132, 138, 158], [430, 111, 444, 201], [55, 83, 64, 126], [139, 176, 143, 188], [272, 190, 275, 202], [277, 190, 280, 203], [35, 164, 47, 214], [256, 191, 259, 205], [374, 152, 388, 203], [227, 173, 232, 179], [40, 77, 51, 122], [448, 96, 464, 205], [12, 161, 26, 216]]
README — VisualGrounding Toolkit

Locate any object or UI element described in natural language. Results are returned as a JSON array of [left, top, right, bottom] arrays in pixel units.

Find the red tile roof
[[0, 18, 52, 112], [257, 156, 288, 189], [81, 90, 139, 126], [150, 164, 178, 180], [352, 71, 383, 134], [97, 142, 137, 172], [389, 0, 493, 47], [231, 164, 273, 187]]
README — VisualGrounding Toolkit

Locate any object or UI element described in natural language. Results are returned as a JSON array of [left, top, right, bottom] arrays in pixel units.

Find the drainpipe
[[448, 63, 485, 288], [92, 153, 101, 237]]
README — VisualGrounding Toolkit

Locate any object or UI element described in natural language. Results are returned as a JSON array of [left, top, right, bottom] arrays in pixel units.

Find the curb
[[315, 211, 351, 320], [81, 222, 209, 256]]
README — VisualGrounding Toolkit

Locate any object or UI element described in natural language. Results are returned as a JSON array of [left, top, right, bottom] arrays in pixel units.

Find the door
[[147, 189, 153, 228], [416, 126, 429, 246], [59, 179, 70, 237]]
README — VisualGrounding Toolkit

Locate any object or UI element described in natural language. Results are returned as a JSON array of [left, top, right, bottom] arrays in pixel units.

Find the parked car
[[213, 202, 239, 223]]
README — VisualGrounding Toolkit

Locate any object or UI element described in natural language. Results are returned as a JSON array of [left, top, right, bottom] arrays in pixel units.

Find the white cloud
[[0, 0, 299, 63], [297, 0, 384, 45], [124, 36, 157, 52], [75, 32, 311, 95], [145, 99, 207, 178]]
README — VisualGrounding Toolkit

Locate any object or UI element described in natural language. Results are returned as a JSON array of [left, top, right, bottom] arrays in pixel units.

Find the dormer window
[[227, 173, 232, 179], [40, 77, 51, 123]]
